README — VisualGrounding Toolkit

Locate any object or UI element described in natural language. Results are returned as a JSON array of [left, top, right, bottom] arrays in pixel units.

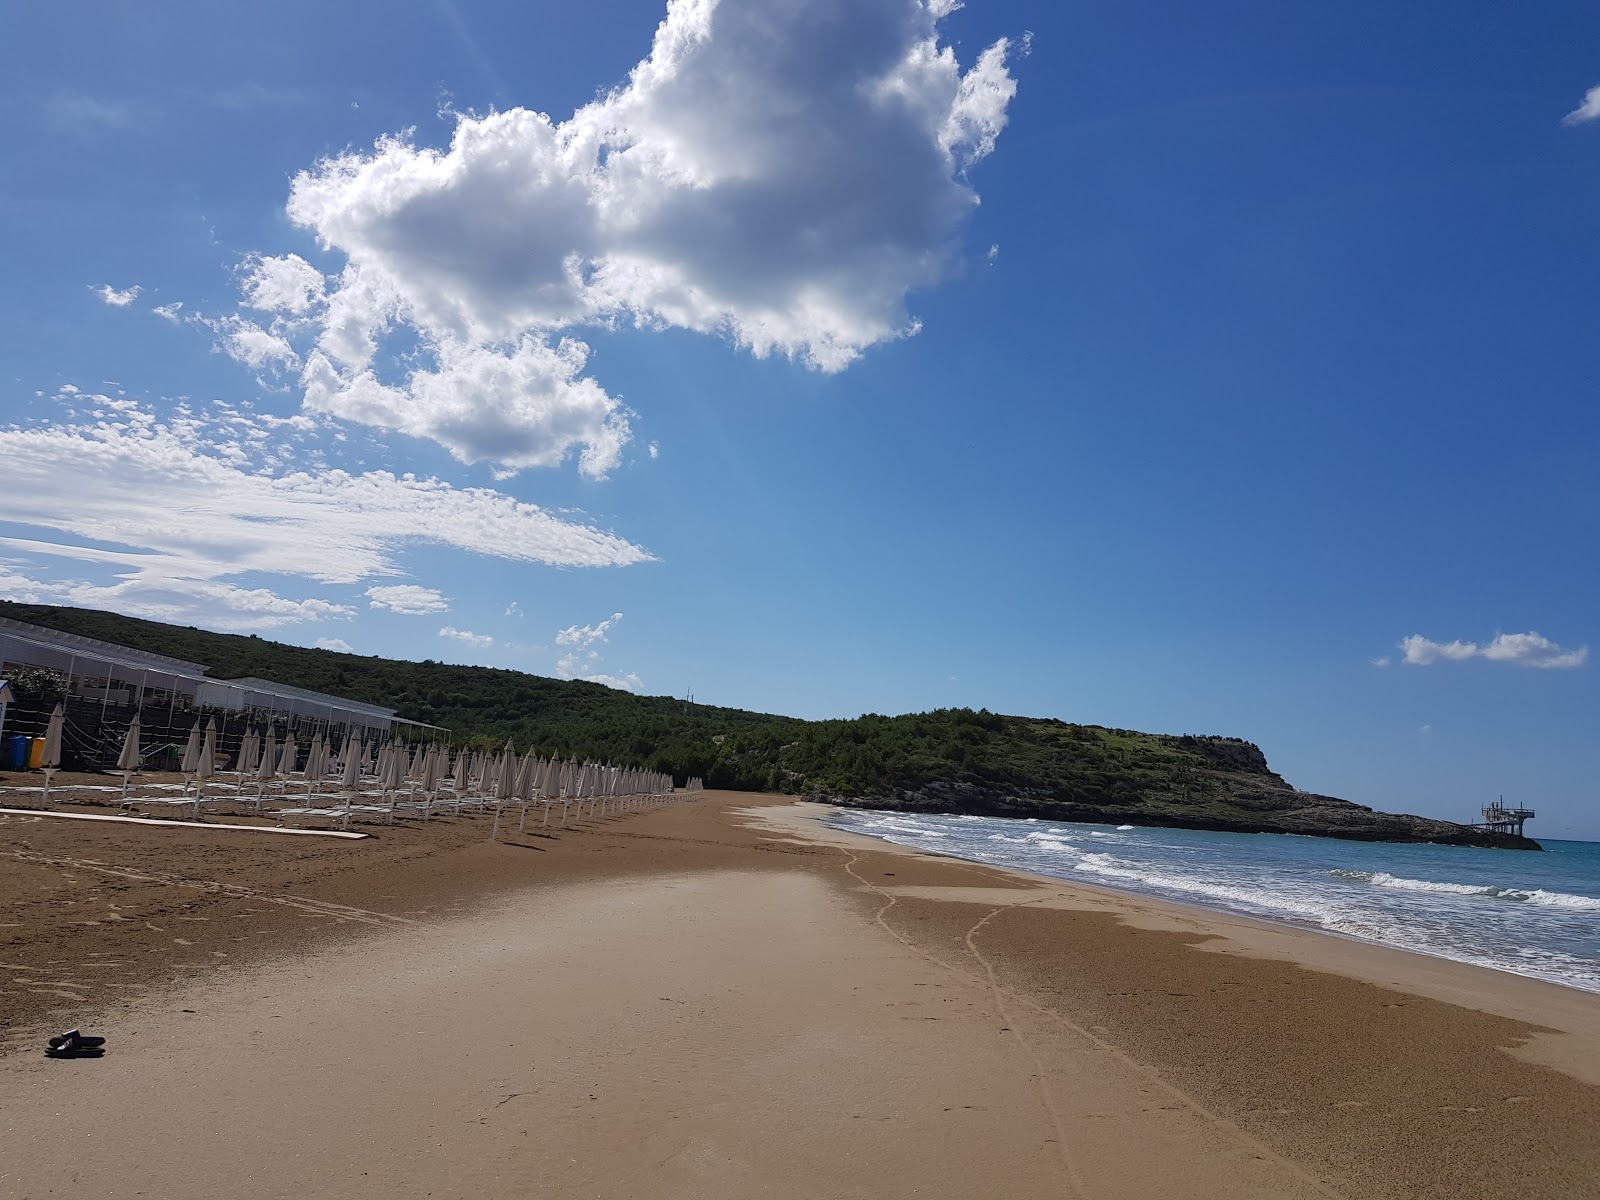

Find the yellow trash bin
[[28, 737, 46, 768]]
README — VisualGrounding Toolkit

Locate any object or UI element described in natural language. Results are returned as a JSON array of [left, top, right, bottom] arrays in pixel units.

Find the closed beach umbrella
[[41, 703, 64, 769], [341, 735, 361, 789], [335, 729, 352, 769], [179, 720, 202, 774], [235, 728, 257, 796], [237, 729, 259, 776], [191, 717, 218, 816], [302, 735, 324, 800], [257, 730, 277, 781], [277, 738, 298, 778], [116, 718, 143, 772], [39, 703, 64, 806], [115, 717, 142, 802], [197, 719, 217, 781], [488, 740, 516, 839]]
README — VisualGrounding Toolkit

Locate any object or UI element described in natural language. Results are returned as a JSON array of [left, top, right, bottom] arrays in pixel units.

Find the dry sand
[[2, 790, 1597, 1199]]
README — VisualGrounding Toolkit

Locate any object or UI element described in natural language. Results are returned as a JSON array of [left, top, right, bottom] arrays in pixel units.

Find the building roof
[[208, 676, 397, 721], [0, 616, 209, 682], [0, 617, 439, 730]]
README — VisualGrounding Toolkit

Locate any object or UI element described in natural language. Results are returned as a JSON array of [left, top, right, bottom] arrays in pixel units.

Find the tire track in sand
[[9, 850, 414, 928]]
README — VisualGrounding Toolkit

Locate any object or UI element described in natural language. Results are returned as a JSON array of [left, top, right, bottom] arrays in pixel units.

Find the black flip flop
[[45, 1045, 105, 1059]]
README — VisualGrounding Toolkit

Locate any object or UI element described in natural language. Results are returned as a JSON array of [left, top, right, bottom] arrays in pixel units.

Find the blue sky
[[3, 1, 1598, 835]]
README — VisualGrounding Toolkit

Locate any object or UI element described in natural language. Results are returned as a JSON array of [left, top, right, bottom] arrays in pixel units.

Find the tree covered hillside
[[0, 602, 1530, 847]]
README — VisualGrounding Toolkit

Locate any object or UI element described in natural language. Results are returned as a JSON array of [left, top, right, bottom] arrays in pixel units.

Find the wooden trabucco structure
[[1473, 799, 1536, 838]]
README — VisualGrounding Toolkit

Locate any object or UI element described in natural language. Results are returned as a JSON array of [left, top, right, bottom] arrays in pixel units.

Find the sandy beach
[[3, 790, 1597, 1199]]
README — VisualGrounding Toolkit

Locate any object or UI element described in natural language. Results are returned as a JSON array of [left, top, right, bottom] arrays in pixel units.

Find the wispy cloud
[[1396, 631, 1588, 670], [0, 390, 652, 631], [366, 584, 449, 615], [1562, 84, 1600, 127], [0, 561, 353, 633], [48, 93, 140, 132]]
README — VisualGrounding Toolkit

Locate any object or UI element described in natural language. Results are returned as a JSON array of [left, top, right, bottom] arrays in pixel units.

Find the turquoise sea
[[824, 809, 1600, 993]]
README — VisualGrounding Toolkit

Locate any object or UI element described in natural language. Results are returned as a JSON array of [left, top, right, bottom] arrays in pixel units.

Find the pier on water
[[1472, 799, 1536, 838]]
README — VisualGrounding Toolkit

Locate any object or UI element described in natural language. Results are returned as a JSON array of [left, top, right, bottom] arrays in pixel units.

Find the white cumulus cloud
[[96, 284, 142, 307], [1398, 631, 1587, 670], [555, 612, 623, 646], [366, 584, 450, 615], [1562, 85, 1600, 126], [225, 0, 1017, 477], [553, 610, 639, 688], [576, 670, 644, 692], [315, 636, 355, 652], [240, 253, 328, 315], [439, 625, 494, 648]]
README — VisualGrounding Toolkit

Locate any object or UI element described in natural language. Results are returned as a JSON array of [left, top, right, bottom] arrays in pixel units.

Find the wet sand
[[2, 790, 1597, 1198]]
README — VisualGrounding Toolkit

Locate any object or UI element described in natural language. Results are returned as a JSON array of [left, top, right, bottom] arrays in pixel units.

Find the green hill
[[0, 601, 1534, 848]]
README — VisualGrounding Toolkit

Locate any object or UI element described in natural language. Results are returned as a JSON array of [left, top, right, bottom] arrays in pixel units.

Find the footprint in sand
[[1504, 1096, 1535, 1104]]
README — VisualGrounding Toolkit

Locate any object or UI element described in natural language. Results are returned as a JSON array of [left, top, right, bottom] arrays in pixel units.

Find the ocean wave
[[1024, 831, 1075, 847], [1335, 870, 1600, 910], [1072, 853, 1337, 922], [1519, 889, 1600, 911]]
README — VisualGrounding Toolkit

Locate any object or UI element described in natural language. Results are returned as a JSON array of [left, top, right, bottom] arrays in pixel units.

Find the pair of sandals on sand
[[45, 1029, 105, 1059]]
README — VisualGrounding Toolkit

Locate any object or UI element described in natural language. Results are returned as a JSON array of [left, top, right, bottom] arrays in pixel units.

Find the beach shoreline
[[752, 803, 1600, 1071], [4, 791, 1598, 1198]]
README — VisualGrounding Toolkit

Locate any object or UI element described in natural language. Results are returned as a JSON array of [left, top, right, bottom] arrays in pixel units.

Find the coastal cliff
[[809, 727, 1539, 849]]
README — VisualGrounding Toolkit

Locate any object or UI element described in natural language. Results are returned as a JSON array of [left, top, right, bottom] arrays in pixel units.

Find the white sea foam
[[1337, 870, 1600, 910], [1368, 872, 1498, 896], [1519, 889, 1600, 911], [1116, 824, 1135, 831]]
